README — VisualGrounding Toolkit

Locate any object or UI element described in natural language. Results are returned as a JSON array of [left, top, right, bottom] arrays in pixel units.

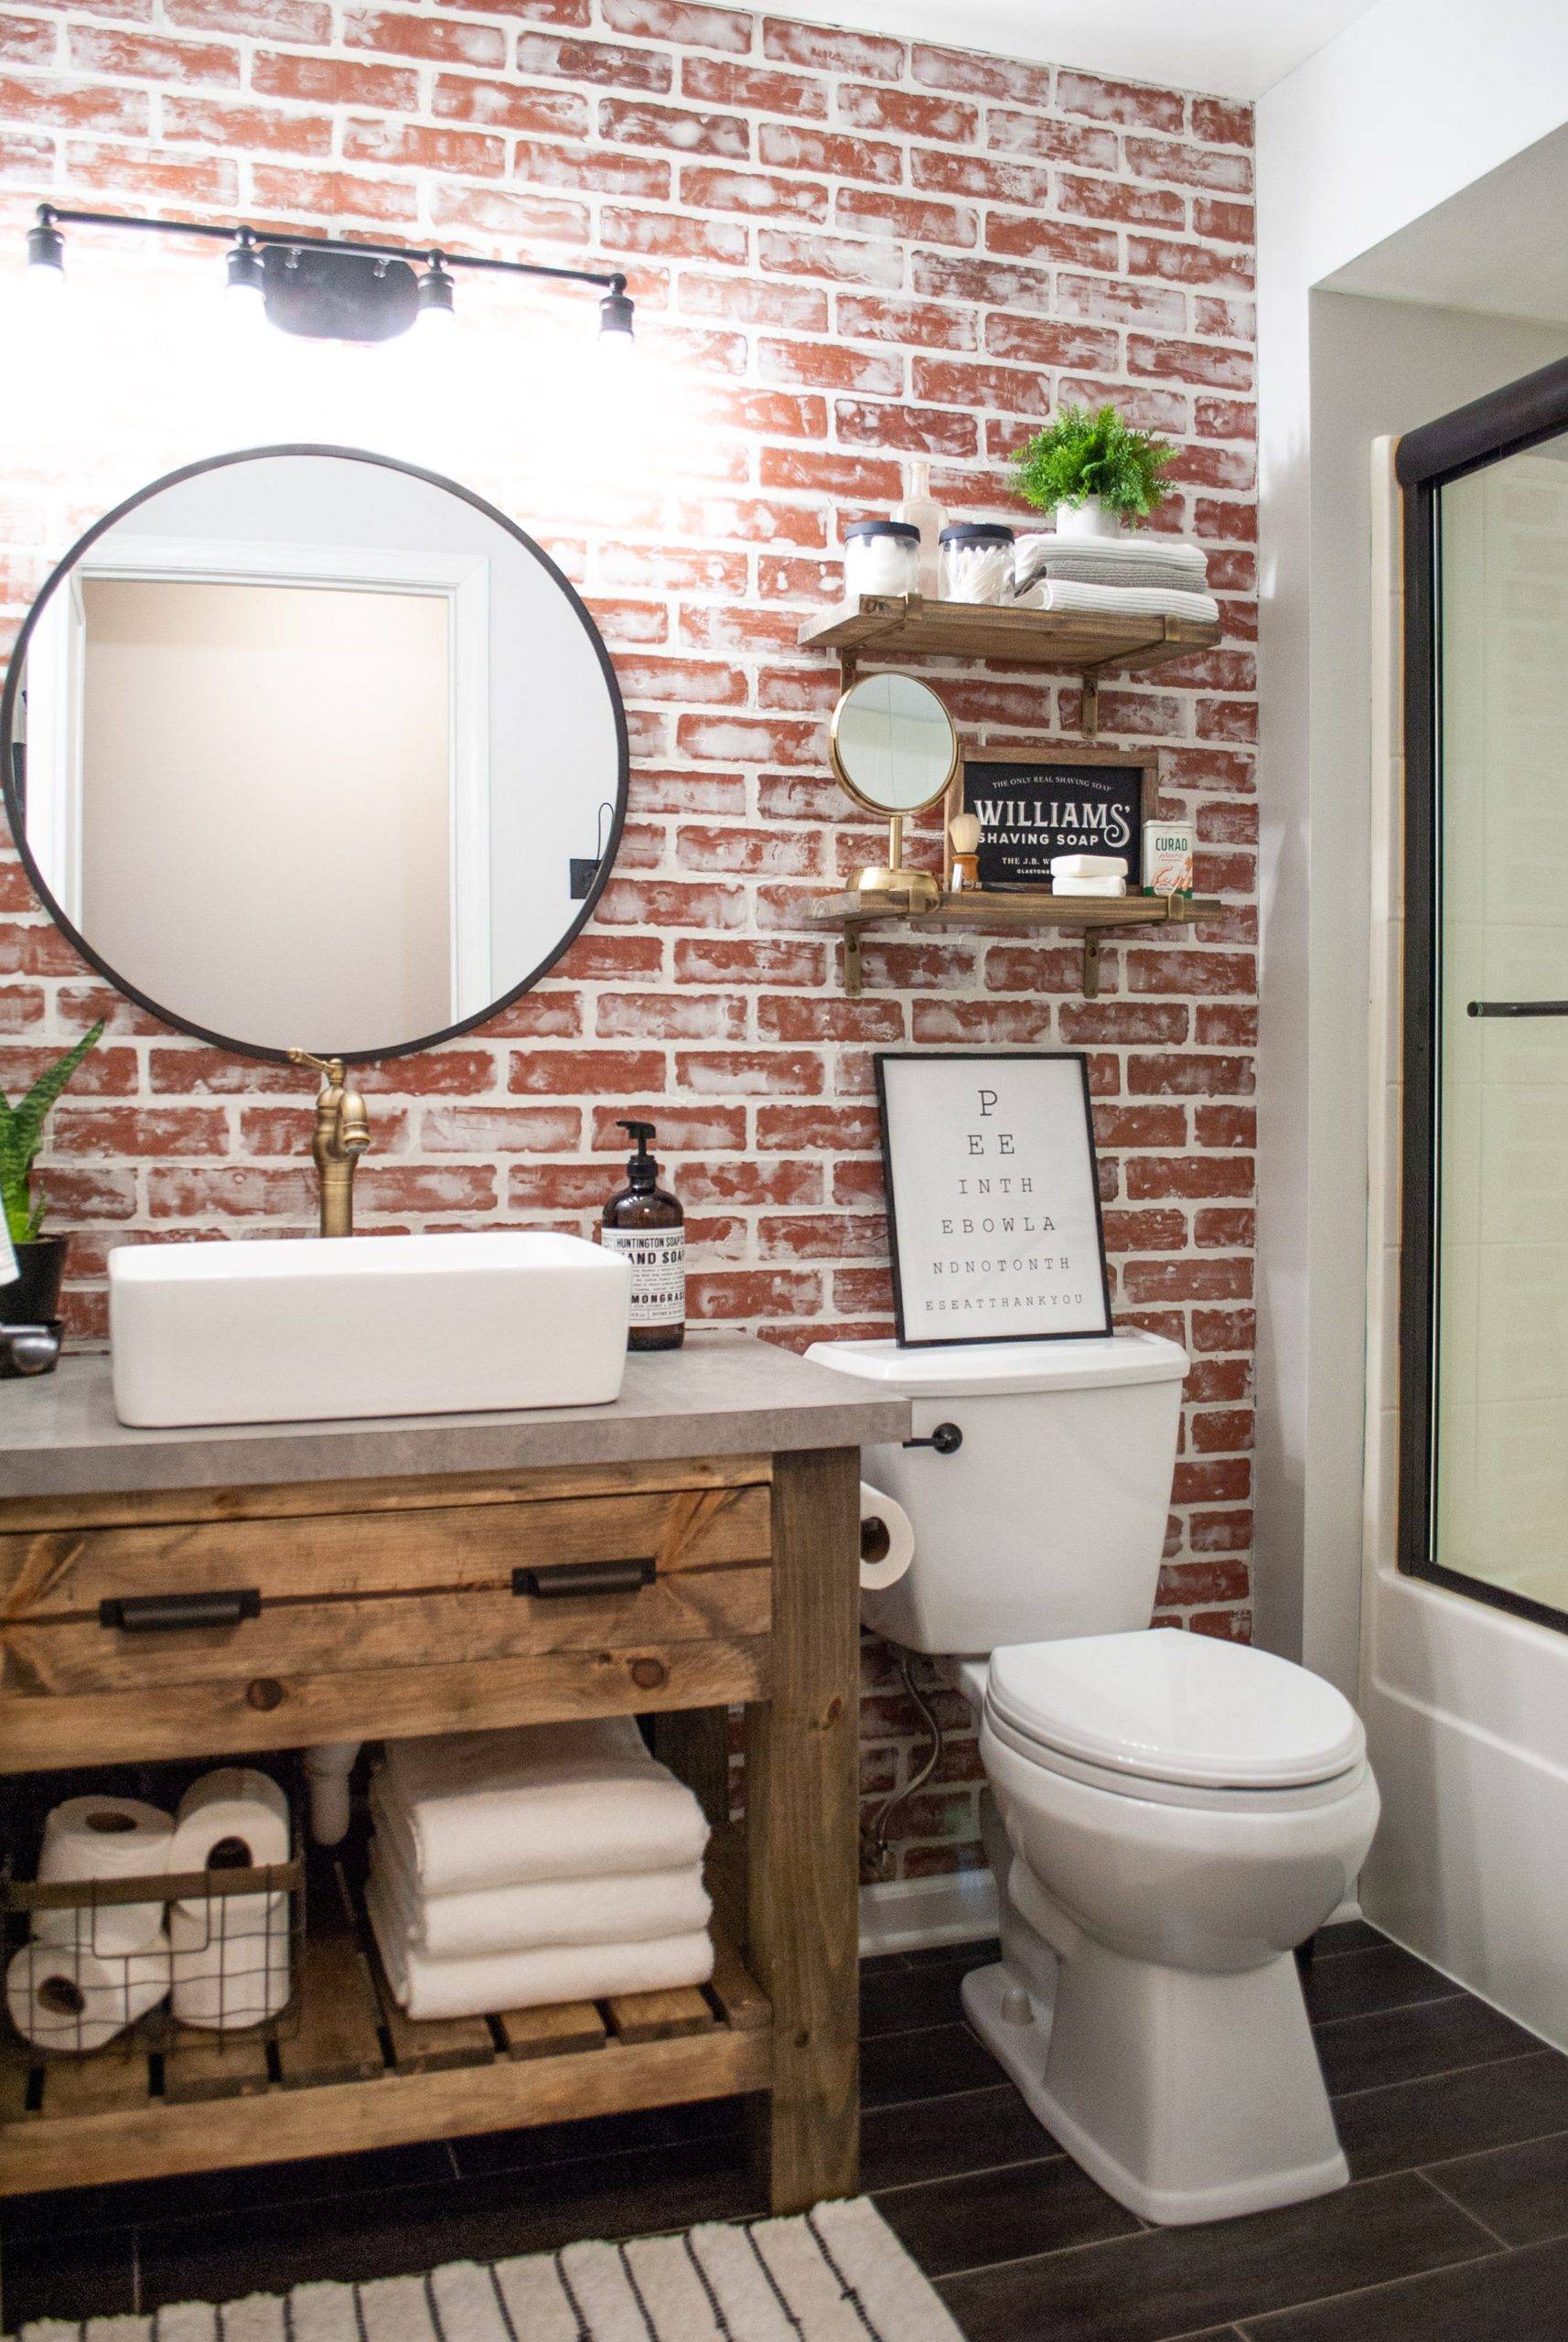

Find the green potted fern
[[1011, 403, 1175, 540], [1, 1020, 104, 1326]]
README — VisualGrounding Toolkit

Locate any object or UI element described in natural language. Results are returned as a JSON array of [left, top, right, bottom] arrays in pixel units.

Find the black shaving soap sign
[[875, 1052, 1112, 1347], [948, 748, 1154, 891]]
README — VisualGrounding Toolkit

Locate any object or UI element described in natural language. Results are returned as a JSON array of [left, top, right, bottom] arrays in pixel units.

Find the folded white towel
[[375, 1717, 710, 1897], [369, 1809, 712, 1961], [1015, 531, 1209, 584], [1015, 578, 1220, 626], [366, 1875, 714, 2020]]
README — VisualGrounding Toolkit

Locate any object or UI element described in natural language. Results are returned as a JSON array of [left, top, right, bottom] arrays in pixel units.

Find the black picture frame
[[875, 1049, 1113, 1348], [0, 442, 631, 1067], [1396, 353, 1568, 1638], [944, 747, 1155, 893]]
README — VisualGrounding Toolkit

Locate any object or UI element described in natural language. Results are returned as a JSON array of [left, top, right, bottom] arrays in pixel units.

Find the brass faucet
[[288, 1049, 371, 1238]]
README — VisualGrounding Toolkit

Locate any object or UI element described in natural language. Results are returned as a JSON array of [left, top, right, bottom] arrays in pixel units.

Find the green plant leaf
[[1010, 403, 1175, 520], [0, 1020, 104, 1249]]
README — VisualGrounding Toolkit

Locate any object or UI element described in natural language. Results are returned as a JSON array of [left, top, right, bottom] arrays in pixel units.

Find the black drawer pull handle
[[512, 1558, 655, 1601], [903, 1422, 962, 1456], [99, 1590, 262, 1634], [1467, 1000, 1568, 1017]]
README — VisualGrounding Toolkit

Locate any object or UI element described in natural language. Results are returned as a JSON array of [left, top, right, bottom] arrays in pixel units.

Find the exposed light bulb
[[416, 259, 456, 336], [225, 234, 267, 334], [24, 216, 65, 300], [598, 287, 635, 358]]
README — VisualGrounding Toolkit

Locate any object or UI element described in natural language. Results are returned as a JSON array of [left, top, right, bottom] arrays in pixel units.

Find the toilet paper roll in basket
[[6, 1935, 171, 2054], [34, 1795, 174, 1957], [166, 1767, 291, 1928], [169, 1899, 291, 2031], [860, 1482, 916, 1593]]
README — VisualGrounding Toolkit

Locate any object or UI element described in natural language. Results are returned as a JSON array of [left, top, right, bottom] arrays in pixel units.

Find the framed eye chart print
[[875, 1052, 1112, 1348]]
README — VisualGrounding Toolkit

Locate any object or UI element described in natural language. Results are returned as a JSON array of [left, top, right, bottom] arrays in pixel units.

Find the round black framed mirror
[[0, 445, 629, 1063]]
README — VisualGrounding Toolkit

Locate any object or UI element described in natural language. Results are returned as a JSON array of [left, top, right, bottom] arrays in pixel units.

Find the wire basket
[[3, 1835, 306, 2060]]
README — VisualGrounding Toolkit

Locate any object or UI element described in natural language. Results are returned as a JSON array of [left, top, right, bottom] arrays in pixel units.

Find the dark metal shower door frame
[[1396, 357, 1568, 1637]]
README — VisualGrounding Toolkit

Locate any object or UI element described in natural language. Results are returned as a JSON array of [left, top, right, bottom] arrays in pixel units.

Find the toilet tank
[[808, 1332, 1187, 1657]]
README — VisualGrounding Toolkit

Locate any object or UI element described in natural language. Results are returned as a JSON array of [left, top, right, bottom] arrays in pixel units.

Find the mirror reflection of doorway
[[77, 576, 457, 1047]]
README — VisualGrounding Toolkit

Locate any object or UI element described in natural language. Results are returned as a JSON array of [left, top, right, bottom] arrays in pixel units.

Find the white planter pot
[[1055, 497, 1115, 540]]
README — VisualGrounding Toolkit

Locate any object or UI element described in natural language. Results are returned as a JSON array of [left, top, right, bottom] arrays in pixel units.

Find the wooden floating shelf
[[0, 1842, 769, 2197], [799, 595, 1219, 736], [804, 887, 1222, 998]]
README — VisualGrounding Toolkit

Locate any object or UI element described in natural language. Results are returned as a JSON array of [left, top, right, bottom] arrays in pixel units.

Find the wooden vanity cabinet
[[0, 1439, 864, 2217]]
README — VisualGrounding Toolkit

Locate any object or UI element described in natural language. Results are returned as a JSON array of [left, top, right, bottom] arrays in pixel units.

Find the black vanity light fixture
[[24, 203, 636, 351]]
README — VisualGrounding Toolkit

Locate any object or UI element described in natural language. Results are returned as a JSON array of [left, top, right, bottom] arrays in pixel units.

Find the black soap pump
[[601, 1120, 685, 1353]]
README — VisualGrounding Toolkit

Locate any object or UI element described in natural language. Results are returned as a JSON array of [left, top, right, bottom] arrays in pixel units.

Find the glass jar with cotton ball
[[843, 520, 920, 602]]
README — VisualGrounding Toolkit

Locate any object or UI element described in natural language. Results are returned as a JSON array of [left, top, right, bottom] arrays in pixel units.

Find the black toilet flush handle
[[902, 1422, 962, 1456]]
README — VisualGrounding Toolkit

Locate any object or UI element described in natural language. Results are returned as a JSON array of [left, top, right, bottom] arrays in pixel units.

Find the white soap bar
[[1050, 854, 1128, 878]]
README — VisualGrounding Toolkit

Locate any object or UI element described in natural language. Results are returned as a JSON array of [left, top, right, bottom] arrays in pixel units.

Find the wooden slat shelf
[[804, 886, 1222, 998], [799, 595, 1219, 735], [0, 1845, 770, 2197]]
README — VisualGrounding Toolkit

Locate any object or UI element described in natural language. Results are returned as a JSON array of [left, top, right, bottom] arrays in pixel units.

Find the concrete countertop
[[0, 1332, 911, 1499]]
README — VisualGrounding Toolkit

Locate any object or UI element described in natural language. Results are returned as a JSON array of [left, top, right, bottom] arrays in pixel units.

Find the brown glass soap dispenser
[[601, 1120, 685, 1352]]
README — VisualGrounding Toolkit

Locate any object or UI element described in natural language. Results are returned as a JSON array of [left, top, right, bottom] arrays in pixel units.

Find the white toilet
[[810, 1330, 1380, 2228]]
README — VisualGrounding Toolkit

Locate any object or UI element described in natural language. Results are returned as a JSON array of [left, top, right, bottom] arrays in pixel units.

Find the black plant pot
[[1, 1233, 69, 1325]]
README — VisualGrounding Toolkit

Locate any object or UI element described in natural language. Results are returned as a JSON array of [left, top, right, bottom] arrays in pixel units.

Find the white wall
[[1252, 2, 1568, 1684]]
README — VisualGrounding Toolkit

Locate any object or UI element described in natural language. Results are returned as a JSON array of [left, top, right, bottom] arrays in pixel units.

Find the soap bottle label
[[600, 1226, 685, 1326]]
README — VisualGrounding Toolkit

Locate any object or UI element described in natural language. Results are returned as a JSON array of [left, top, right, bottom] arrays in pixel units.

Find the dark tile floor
[[5, 1920, 1568, 2339]]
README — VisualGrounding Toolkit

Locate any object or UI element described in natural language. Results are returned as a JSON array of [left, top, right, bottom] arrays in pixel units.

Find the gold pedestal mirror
[[827, 672, 959, 912]]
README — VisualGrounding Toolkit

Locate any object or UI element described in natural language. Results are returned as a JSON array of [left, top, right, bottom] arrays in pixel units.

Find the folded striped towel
[[1018, 555, 1208, 594], [1015, 530, 1209, 588]]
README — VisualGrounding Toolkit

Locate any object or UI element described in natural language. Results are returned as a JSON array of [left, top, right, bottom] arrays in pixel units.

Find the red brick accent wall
[[0, 0, 1255, 1883]]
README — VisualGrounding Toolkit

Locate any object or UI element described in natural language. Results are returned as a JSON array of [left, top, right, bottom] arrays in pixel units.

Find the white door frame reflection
[[27, 532, 495, 1022]]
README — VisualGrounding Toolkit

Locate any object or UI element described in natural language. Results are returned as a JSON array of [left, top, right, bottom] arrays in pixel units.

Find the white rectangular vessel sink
[[110, 1231, 632, 1428]]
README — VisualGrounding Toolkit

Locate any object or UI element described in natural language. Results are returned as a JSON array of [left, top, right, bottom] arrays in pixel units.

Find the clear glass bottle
[[897, 460, 946, 596]]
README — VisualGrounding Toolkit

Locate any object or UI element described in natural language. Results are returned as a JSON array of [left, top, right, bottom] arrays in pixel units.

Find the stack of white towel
[[1013, 530, 1219, 627], [366, 1716, 715, 2022]]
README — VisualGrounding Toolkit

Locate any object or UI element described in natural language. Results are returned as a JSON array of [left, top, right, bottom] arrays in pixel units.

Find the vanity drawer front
[[0, 1469, 773, 1701]]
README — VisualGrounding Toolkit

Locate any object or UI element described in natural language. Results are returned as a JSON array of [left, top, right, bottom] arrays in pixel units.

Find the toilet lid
[[986, 1632, 1365, 1791]]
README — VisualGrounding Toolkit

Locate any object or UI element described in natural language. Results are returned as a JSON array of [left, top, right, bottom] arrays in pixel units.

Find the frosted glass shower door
[[1434, 443, 1568, 1625]]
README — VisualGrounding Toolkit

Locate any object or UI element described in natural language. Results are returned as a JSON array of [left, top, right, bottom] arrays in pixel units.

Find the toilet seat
[[986, 1631, 1366, 1798], [983, 1705, 1369, 1814]]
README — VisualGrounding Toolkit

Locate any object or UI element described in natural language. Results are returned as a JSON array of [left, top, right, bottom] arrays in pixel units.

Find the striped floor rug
[[17, 2198, 965, 2342]]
